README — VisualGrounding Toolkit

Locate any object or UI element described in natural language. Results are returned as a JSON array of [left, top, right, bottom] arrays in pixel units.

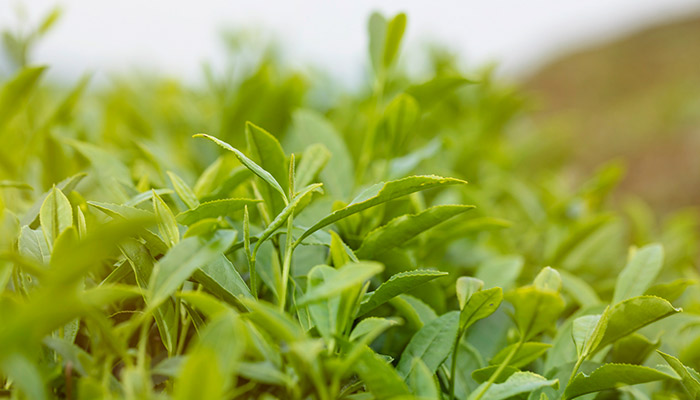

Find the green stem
[[279, 215, 294, 310], [563, 356, 585, 398], [249, 253, 258, 299], [136, 315, 150, 368], [448, 328, 464, 400], [472, 339, 523, 400]]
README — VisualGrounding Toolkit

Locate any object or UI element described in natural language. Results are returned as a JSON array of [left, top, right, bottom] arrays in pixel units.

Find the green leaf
[[18, 226, 51, 264], [120, 239, 179, 354], [613, 243, 664, 304], [390, 294, 438, 330], [406, 76, 473, 109], [148, 230, 237, 309], [349, 317, 400, 343], [368, 12, 387, 75], [475, 256, 522, 292], [0, 353, 47, 400], [290, 110, 354, 198], [297, 175, 466, 245], [456, 277, 484, 310], [123, 189, 173, 208], [191, 254, 252, 305], [559, 270, 601, 307], [382, 13, 407, 69], [469, 372, 558, 400], [167, 171, 199, 209], [564, 364, 676, 399], [595, 295, 681, 352], [295, 143, 330, 188], [354, 345, 411, 397], [459, 287, 503, 332], [383, 93, 420, 149], [240, 298, 304, 343], [63, 138, 131, 186], [246, 122, 289, 215], [358, 269, 447, 316], [254, 183, 323, 252], [472, 365, 519, 384], [610, 333, 659, 365], [183, 218, 225, 238], [176, 198, 260, 226], [152, 190, 179, 247], [645, 278, 697, 303], [39, 186, 73, 247], [507, 286, 565, 342], [407, 357, 440, 399], [658, 351, 700, 398], [194, 133, 288, 204], [356, 204, 473, 258], [43, 337, 94, 376], [173, 349, 226, 400], [0, 66, 46, 133], [305, 265, 343, 341], [21, 173, 86, 228], [237, 361, 293, 387], [298, 261, 383, 306], [572, 310, 608, 359], [88, 201, 154, 220], [397, 310, 459, 377], [490, 342, 552, 369], [0, 180, 33, 190], [177, 291, 231, 319], [329, 230, 351, 267], [534, 266, 562, 292]]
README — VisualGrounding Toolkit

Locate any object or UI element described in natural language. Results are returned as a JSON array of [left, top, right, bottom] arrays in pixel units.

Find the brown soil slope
[[524, 15, 700, 212]]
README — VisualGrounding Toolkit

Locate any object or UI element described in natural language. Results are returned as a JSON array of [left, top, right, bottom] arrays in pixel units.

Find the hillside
[[524, 15, 700, 213]]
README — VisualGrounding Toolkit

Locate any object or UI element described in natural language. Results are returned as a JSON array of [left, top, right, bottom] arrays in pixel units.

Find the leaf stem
[[279, 214, 294, 310], [472, 338, 523, 400], [448, 328, 464, 400], [563, 356, 585, 399]]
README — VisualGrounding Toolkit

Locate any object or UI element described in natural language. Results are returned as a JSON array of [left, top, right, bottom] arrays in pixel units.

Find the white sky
[[1, 0, 698, 85]]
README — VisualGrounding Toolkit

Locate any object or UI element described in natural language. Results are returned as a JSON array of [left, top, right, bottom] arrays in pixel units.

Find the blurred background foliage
[[1, 6, 698, 310]]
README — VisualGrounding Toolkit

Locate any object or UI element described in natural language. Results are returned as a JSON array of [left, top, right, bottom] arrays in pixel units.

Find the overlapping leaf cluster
[[1, 10, 699, 400]]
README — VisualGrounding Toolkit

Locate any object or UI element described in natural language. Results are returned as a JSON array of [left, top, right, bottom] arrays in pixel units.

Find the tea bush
[[1, 11, 699, 400]]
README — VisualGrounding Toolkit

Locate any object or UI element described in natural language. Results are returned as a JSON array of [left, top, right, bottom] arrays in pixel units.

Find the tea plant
[[1, 10, 699, 400]]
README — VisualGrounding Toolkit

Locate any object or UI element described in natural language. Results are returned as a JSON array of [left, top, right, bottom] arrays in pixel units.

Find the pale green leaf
[[356, 204, 473, 258], [613, 243, 664, 304], [290, 110, 354, 198], [191, 254, 252, 305], [456, 277, 484, 310], [167, 171, 200, 209], [194, 133, 288, 203], [658, 350, 700, 398], [152, 190, 179, 247], [397, 311, 459, 377], [358, 269, 447, 316], [295, 143, 330, 188], [298, 262, 383, 306], [460, 287, 503, 332], [297, 175, 466, 245], [39, 186, 73, 247], [246, 122, 289, 215], [148, 230, 237, 309], [564, 364, 676, 399], [469, 372, 558, 400], [176, 198, 260, 226], [596, 295, 681, 352], [490, 342, 552, 369]]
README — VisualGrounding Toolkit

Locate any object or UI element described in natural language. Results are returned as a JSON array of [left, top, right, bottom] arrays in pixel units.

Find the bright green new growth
[[0, 9, 698, 400]]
